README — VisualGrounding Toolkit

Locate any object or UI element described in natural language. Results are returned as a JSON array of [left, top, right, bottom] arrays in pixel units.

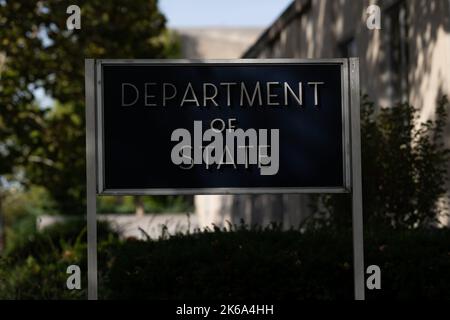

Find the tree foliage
[[0, 0, 179, 213]]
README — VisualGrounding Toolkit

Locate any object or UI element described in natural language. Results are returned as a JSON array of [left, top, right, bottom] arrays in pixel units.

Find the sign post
[[349, 58, 365, 300], [85, 59, 98, 300], [84, 58, 364, 300]]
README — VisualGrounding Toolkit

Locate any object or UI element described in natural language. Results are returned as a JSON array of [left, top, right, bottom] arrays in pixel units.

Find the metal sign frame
[[84, 58, 365, 300], [95, 59, 352, 195]]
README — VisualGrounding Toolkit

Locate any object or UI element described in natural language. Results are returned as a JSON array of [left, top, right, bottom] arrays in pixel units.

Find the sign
[[95, 59, 351, 194], [85, 58, 364, 300]]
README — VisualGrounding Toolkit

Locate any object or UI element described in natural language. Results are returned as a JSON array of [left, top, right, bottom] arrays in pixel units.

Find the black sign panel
[[96, 60, 351, 194]]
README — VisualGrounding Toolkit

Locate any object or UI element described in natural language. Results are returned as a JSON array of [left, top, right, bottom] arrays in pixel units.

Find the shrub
[[101, 224, 354, 300], [2, 221, 450, 300], [101, 225, 450, 300], [311, 96, 450, 230], [0, 219, 118, 299]]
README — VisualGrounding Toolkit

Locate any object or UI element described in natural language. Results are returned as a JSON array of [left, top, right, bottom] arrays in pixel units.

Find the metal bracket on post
[[85, 59, 98, 300], [349, 57, 365, 300]]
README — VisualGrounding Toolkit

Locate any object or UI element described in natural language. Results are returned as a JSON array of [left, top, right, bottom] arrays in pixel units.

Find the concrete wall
[[195, 194, 311, 229], [176, 27, 262, 59], [37, 214, 198, 240]]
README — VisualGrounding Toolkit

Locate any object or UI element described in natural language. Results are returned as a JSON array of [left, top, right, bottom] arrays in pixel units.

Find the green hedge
[[101, 226, 450, 300], [2, 222, 450, 300], [364, 227, 450, 300], [101, 226, 353, 300]]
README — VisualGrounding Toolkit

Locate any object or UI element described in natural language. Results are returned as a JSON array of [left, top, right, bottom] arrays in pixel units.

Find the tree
[[0, 0, 180, 214]]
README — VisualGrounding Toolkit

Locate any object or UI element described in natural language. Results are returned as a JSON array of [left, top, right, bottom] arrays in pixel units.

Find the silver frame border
[[85, 59, 98, 300], [93, 58, 353, 195]]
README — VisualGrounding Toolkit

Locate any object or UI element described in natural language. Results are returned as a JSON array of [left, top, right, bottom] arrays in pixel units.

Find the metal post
[[349, 57, 365, 300], [85, 59, 98, 300]]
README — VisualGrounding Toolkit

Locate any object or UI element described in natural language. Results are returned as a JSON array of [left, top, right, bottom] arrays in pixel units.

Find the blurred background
[[0, 0, 450, 300]]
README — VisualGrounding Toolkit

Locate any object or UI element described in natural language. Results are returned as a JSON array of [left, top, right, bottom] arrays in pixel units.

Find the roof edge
[[242, 0, 312, 58]]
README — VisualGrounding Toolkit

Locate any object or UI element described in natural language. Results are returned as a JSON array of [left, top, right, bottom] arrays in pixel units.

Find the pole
[[349, 57, 365, 300], [85, 59, 98, 300]]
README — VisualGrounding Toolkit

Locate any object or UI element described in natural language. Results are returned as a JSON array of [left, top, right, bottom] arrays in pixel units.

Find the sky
[[159, 0, 293, 27]]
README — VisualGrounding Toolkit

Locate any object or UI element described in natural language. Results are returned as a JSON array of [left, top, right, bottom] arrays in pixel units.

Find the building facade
[[176, 27, 262, 59], [244, 0, 450, 115], [196, 0, 450, 229]]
